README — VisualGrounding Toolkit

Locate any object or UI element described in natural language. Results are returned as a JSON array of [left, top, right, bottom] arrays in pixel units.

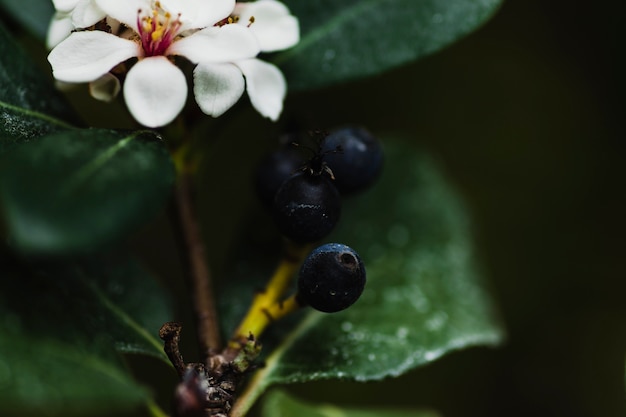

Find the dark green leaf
[[0, 0, 54, 41], [262, 389, 440, 417], [278, 0, 502, 90], [223, 140, 504, 415], [0, 129, 175, 255], [0, 251, 173, 416], [0, 20, 78, 155]]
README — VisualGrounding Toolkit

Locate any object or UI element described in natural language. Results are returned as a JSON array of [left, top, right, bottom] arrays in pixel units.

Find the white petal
[[52, 0, 79, 13], [46, 12, 74, 49], [237, 0, 299, 52], [193, 62, 245, 118], [48, 31, 140, 83], [95, 0, 148, 32], [236, 59, 286, 121], [169, 25, 259, 63], [71, 0, 107, 28], [160, 0, 235, 29], [124, 57, 188, 127], [89, 73, 121, 102]]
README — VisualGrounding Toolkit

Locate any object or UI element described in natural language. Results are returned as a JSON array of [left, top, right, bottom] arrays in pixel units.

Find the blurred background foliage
[[2, 0, 625, 416]]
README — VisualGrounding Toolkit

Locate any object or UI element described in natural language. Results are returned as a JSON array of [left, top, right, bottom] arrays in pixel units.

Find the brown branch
[[159, 322, 186, 377], [173, 171, 222, 363]]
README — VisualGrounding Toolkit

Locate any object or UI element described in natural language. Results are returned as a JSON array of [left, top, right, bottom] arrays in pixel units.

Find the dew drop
[[424, 349, 444, 361], [396, 327, 409, 339], [425, 311, 448, 331]]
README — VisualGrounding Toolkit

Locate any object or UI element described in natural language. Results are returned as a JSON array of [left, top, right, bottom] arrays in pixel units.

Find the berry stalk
[[230, 242, 310, 343]]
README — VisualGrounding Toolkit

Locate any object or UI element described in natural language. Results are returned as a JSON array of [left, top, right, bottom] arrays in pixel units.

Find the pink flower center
[[137, 1, 182, 57]]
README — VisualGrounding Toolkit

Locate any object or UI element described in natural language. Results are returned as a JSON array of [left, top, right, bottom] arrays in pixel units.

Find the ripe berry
[[254, 146, 304, 208], [297, 243, 366, 313], [272, 172, 341, 243], [320, 126, 383, 194]]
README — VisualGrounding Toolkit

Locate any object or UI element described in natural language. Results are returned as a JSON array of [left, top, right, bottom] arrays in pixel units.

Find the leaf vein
[[81, 274, 167, 361], [273, 0, 380, 65], [231, 312, 323, 417], [0, 99, 76, 129], [59, 132, 138, 196]]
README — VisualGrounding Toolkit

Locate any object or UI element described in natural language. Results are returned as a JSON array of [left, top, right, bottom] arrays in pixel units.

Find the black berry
[[254, 146, 304, 208], [321, 126, 383, 194], [272, 172, 341, 243], [297, 243, 366, 313]]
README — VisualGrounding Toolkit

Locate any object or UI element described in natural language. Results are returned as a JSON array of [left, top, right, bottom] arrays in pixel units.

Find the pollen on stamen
[[136, 2, 183, 57]]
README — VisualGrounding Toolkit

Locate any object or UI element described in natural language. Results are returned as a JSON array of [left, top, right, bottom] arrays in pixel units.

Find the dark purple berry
[[254, 147, 304, 208], [321, 126, 383, 194], [272, 172, 341, 243], [297, 243, 366, 313]]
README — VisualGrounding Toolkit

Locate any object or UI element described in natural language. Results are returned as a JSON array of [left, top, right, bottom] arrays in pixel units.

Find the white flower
[[193, 0, 299, 121], [234, 0, 299, 53], [48, 0, 300, 127], [48, 0, 260, 127], [47, 0, 106, 48]]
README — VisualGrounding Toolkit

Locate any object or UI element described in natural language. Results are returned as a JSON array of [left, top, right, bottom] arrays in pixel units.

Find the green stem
[[146, 398, 170, 417]]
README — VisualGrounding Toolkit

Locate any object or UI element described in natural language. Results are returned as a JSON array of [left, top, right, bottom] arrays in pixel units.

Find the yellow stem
[[146, 399, 170, 417], [263, 293, 301, 322], [231, 243, 310, 343]]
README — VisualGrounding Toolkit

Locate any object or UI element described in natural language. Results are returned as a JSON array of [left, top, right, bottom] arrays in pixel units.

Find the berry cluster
[[254, 126, 383, 313]]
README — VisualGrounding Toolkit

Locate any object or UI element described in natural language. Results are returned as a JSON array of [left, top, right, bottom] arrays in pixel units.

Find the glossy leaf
[[0, 129, 175, 255], [0, 20, 77, 156], [0, 252, 173, 416], [262, 390, 440, 417], [277, 0, 502, 90], [225, 140, 504, 416], [0, 0, 54, 41]]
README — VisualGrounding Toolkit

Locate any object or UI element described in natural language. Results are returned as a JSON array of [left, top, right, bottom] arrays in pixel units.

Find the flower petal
[[52, 0, 79, 13], [236, 0, 299, 52], [160, 0, 235, 30], [169, 24, 259, 63], [95, 0, 148, 32], [193, 62, 245, 118], [46, 12, 74, 49], [89, 73, 121, 102], [48, 31, 140, 83], [124, 56, 188, 127], [71, 0, 107, 28], [235, 58, 286, 121]]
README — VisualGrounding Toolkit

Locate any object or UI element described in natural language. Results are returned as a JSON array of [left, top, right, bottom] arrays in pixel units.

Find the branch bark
[[173, 171, 222, 362]]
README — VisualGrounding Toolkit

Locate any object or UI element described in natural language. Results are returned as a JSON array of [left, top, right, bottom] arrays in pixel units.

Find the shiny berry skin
[[297, 243, 366, 313], [254, 147, 304, 208], [321, 126, 383, 195], [272, 172, 341, 243]]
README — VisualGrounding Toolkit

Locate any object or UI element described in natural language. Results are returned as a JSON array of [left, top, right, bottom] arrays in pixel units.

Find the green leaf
[[0, 0, 54, 41], [0, 129, 175, 255], [277, 0, 502, 90], [224, 140, 504, 415], [0, 20, 78, 156], [0, 251, 173, 416], [262, 389, 440, 417]]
